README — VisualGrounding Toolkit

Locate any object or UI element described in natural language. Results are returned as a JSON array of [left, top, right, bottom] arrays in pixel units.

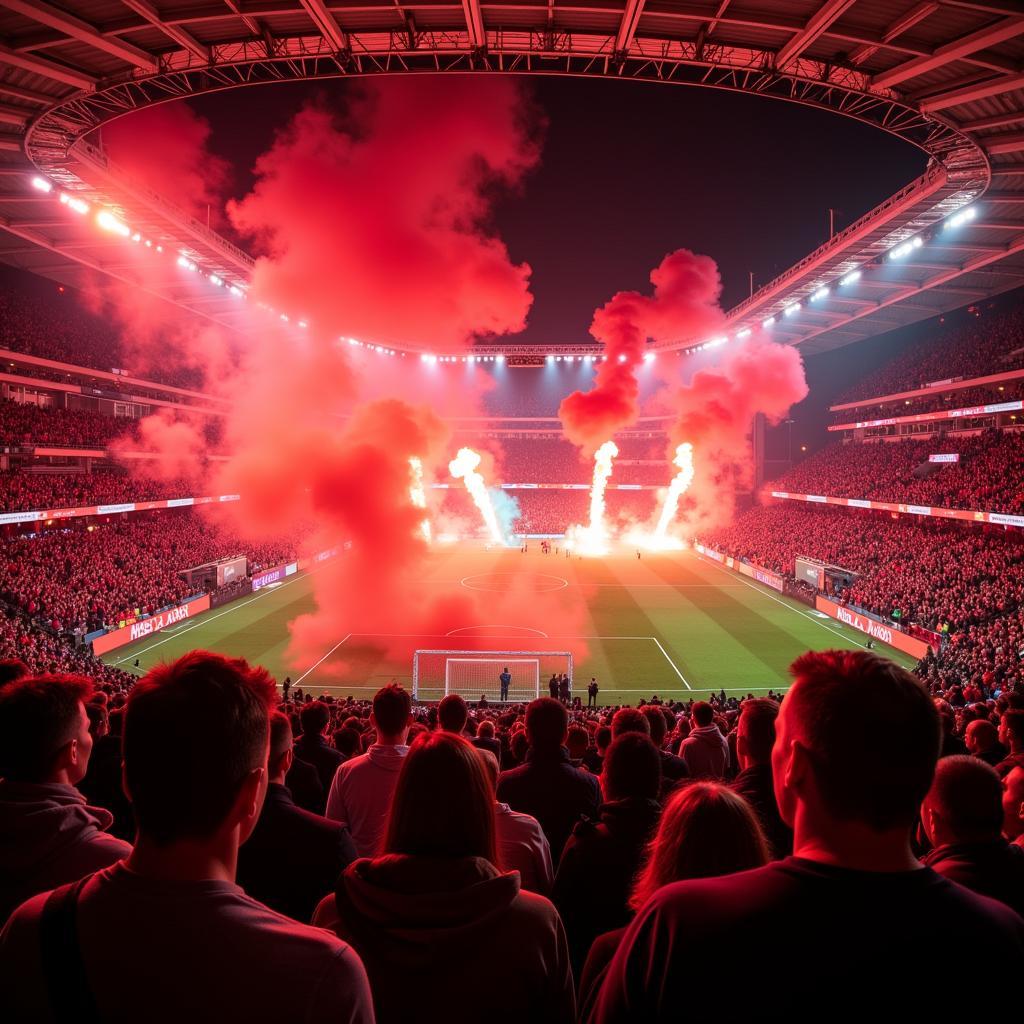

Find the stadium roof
[[0, 1, 1022, 352]]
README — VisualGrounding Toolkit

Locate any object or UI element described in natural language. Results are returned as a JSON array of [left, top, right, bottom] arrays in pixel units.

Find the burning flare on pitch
[[449, 447, 505, 546], [632, 442, 695, 552], [408, 457, 431, 543], [567, 440, 619, 557]]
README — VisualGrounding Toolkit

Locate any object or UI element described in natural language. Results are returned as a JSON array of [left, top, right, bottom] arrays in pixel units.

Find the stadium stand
[[836, 301, 1024, 405], [771, 431, 1024, 514]]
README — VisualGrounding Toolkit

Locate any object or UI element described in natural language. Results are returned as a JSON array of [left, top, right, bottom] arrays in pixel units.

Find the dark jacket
[[731, 762, 793, 858], [923, 838, 1024, 916], [552, 797, 661, 979], [237, 783, 355, 924], [315, 855, 574, 1024], [293, 734, 346, 798], [285, 754, 326, 814], [471, 736, 502, 762], [79, 733, 134, 841], [497, 747, 602, 867]]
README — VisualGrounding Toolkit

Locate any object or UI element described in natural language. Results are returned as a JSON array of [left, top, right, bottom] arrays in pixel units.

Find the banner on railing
[[831, 399, 1023, 431], [767, 491, 1024, 529], [0, 494, 241, 527], [814, 597, 933, 658], [92, 594, 211, 656], [929, 454, 960, 463]]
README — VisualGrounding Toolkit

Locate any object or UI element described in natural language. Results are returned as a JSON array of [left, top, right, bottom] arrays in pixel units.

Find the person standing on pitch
[[588, 679, 599, 709], [500, 667, 512, 703]]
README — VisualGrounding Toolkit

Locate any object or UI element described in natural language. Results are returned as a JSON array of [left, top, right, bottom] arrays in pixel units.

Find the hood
[[335, 854, 519, 962], [689, 724, 726, 747], [0, 781, 115, 871], [598, 798, 662, 840], [365, 744, 409, 771]]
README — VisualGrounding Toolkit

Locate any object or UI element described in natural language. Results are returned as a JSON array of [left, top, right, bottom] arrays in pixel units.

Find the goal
[[412, 649, 573, 704]]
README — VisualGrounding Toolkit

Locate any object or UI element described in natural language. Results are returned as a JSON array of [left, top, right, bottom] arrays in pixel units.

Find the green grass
[[102, 546, 918, 703]]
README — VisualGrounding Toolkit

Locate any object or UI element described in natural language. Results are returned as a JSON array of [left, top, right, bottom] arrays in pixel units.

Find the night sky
[[191, 75, 928, 348]]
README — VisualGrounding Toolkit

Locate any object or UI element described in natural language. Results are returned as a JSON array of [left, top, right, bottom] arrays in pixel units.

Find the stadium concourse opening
[[2, 4, 1024, 1018]]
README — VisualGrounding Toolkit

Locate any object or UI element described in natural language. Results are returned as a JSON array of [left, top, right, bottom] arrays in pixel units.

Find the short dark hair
[[596, 725, 612, 750], [124, 651, 276, 844], [604, 733, 662, 801], [788, 650, 939, 831], [1003, 709, 1024, 747], [612, 707, 651, 738], [0, 674, 92, 781], [928, 756, 1003, 839], [299, 701, 330, 737], [0, 659, 29, 690], [269, 711, 293, 766], [739, 698, 780, 764], [525, 698, 567, 750], [478, 720, 495, 739], [373, 683, 411, 736], [438, 693, 469, 734], [691, 702, 714, 727], [642, 705, 668, 745], [332, 726, 362, 757]]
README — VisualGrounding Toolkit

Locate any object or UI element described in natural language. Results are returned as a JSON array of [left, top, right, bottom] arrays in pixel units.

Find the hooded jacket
[[552, 797, 662, 979], [313, 854, 574, 1024], [923, 838, 1024, 916], [680, 724, 730, 779], [325, 744, 409, 857], [0, 781, 131, 925]]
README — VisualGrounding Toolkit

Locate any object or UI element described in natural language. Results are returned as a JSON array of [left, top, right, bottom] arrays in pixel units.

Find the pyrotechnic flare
[[634, 442, 695, 552], [449, 447, 505, 546], [567, 440, 619, 556], [408, 457, 431, 543]]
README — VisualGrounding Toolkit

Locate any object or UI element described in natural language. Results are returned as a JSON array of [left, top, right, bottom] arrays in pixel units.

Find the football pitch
[[102, 546, 918, 703]]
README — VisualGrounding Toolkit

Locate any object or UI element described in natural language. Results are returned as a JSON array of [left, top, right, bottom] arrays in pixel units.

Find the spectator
[[314, 732, 574, 1024], [679, 701, 729, 779], [1004, 766, 1024, 848], [553, 733, 662, 980], [996, 709, 1024, 778], [920, 756, 1024, 915], [0, 658, 27, 689], [0, 674, 131, 925], [641, 705, 688, 791], [590, 651, 1024, 1021], [0, 652, 374, 1022], [579, 782, 769, 1016], [437, 693, 468, 735], [326, 683, 411, 857], [294, 701, 346, 803], [731, 698, 792, 857], [496, 698, 601, 866], [237, 712, 357, 923], [479, 748, 554, 896], [583, 726, 611, 775], [471, 718, 502, 761], [966, 718, 1007, 768], [610, 707, 649, 738]]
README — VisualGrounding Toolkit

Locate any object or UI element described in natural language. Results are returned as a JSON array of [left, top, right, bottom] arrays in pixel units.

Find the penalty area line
[[295, 634, 353, 685], [650, 637, 692, 690]]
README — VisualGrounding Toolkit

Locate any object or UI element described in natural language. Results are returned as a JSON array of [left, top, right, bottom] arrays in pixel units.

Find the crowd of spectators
[[0, 650, 1021, 1020], [0, 268, 204, 389], [0, 470, 199, 514], [837, 300, 1024, 404], [0, 510, 297, 635], [0, 399, 127, 448], [834, 380, 1024, 420], [773, 429, 1024, 514]]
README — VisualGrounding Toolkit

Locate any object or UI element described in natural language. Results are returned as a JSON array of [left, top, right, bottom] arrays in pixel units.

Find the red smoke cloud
[[560, 249, 724, 453], [670, 337, 808, 533], [101, 104, 230, 224], [110, 407, 209, 483], [227, 78, 540, 351]]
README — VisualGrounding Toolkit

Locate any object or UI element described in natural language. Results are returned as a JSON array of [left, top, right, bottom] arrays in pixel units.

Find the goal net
[[412, 649, 573, 704]]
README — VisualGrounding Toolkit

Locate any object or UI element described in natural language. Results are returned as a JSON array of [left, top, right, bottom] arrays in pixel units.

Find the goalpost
[[412, 649, 574, 704]]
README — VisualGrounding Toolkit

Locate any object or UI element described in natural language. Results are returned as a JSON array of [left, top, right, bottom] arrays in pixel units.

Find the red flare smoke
[[227, 78, 541, 351], [671, 337, 809, 532], [559, 248, 724, 453], [101, 104, 230, 224]]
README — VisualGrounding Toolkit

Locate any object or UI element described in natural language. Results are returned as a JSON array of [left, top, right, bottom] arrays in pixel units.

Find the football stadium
[[1, 2, 1024, 1019]]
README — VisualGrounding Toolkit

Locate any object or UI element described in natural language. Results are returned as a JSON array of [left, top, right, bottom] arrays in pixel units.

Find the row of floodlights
[[683, 204, 977, 355]]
